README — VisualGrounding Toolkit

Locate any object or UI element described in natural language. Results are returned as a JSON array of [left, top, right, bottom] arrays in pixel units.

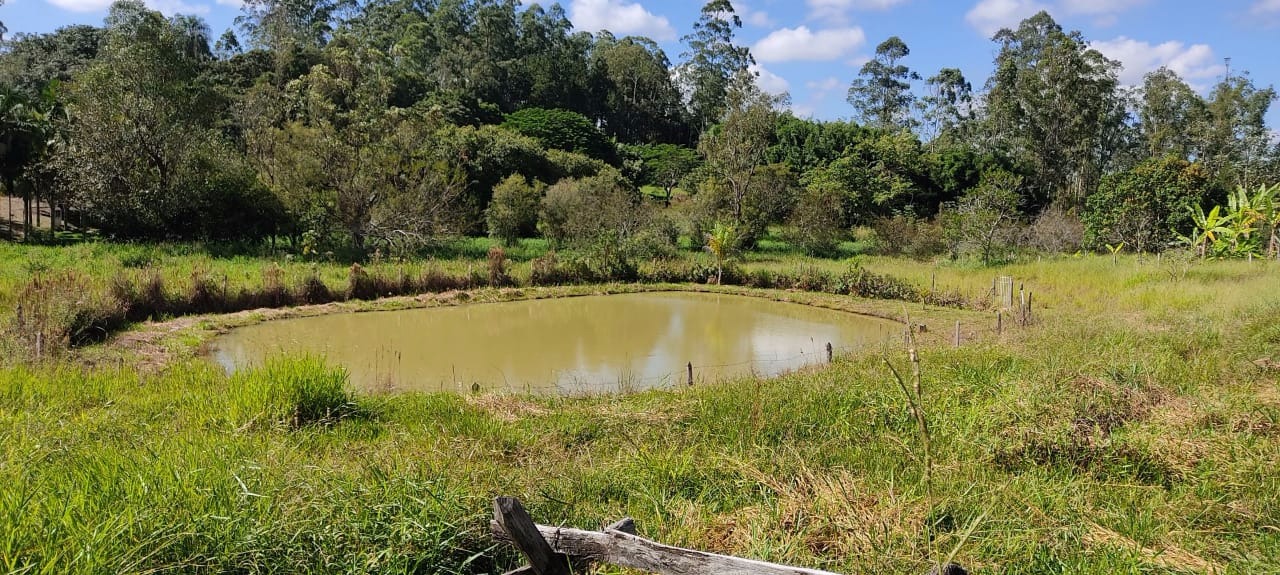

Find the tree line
[[1, 0, 1277, 262]]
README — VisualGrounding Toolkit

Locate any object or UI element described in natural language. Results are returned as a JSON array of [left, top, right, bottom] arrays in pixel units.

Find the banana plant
[[1105, 242, 1124, 265], [705, 222, 739, 285], [1180, 205, 1235, 259]]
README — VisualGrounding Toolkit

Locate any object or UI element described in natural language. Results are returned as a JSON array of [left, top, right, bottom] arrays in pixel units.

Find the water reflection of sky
[[210, 292, 896, 395]]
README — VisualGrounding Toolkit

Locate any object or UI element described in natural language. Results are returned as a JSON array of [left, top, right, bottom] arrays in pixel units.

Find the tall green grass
[[228, 355, 355, 430]]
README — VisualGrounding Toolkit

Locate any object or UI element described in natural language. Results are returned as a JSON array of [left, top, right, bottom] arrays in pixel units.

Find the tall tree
[[696, 72, 784, 229], [920, 67, 973, 142], [847, 36, 919, 131], [591, 33, 688, 143], [983, 11, 1125, 209], [678, 0, 753, 132], [1198, 73, 1277, 189], [56, 1, 255, 238], [515, 4, 593, 114], [0, 25, 104, 98], [1137, 67, 1205, 160]]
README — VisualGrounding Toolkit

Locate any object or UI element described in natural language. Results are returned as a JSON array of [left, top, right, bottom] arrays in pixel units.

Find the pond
[[209, 292, 897, 395]]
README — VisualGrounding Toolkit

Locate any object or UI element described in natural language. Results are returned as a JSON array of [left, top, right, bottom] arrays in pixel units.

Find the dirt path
[[1, 195, 51, 240]]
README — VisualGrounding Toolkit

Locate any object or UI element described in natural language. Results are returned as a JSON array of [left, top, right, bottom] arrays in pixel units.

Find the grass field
[[1, 242, 1278, 573]]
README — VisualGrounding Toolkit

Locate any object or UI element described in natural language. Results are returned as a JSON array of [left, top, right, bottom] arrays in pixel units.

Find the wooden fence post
[[997, 311, 1003, 335], [826, 342, 833, 363], [687, 362, 693, 386], [493, 497, 570, 575], [954, 321, 961, 348]]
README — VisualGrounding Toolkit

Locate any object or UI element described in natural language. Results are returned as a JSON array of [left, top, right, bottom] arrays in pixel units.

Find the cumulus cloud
[[966, 0, 1148, 34], [1058, 0, 1145, 15], [1249, 0, 1280, 26], [1251, 0, 1280, 14], [1090, 36, 1225, 87], [569, 0, 677, 41], [47, 0, 208, 14], [964, 0, 1047, 36], [750, 64, 791, 96], [753, 26, 867, 63], [730, 0, 774, 27]]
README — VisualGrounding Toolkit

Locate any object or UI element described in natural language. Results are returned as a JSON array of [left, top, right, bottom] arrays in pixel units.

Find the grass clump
[[229, 355, 356, 430]]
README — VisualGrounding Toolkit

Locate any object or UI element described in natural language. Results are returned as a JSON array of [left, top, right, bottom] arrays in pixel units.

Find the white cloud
[[1253, 0, 1280, 13], [1090, 36, 1225, 87], [790, 104, 818, 118], [964, 0, 1048, 36], [806, 77, 843, 92], [46, 0, 114, 11], [47, 0, 209, 14], [569, 0, 677, 41], [808, 0, 909, 21], [730, 0, 774, 27], [1059, 0, 1145, 15], [752, 26, 867, 62], [750, 64, 791, 96], [1250, 0, 1280, 25]]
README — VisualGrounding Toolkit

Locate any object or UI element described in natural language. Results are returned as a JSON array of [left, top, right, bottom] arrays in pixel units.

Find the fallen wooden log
[[490, 496, 966, 575]]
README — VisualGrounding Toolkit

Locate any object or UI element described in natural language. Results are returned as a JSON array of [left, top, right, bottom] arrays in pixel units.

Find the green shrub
[[786, 187, 846, 256], [228, 355, 353, 430], [486, 175, 545, 246], [871, 214, 946, 259]]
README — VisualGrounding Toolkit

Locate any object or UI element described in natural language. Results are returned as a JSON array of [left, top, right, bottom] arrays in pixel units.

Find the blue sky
[[4, 0, 1280, 126]]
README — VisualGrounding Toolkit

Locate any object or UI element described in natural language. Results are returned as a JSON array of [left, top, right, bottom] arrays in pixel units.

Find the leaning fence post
[[493, 497, 570, 575]]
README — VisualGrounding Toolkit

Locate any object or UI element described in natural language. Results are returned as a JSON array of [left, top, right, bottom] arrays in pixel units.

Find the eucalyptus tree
[[1198, 73, 1277, 189], [591, 33, 689, 143], [515, 4, 593, 114], [983, 11, 1125, 209], [678, 0, 753, 132], [847, 36, 919, 131], [920, 68, 973, 143], [1137, 67, 1205, 160]]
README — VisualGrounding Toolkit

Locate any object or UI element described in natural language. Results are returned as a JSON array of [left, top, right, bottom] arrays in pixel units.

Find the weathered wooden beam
[[492, 520, 846, 575], [492, 497, 570, 575], [605, 517, 636, 535]]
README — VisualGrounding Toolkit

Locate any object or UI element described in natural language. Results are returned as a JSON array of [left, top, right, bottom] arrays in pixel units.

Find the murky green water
[[210, 292, 896, 394]]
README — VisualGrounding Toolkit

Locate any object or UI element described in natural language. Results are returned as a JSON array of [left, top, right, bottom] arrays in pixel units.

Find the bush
[[1027, 205, 1084, 253], [486, 175, 545, 246], [785, 187, 846, 256], [871, 214, 946, 259], [538, 172, 645, 249], [1082, 156, 1212, 252], [487, 246, 512, 287], [346, 263, 376, 301], [228, 355, 353, 430]]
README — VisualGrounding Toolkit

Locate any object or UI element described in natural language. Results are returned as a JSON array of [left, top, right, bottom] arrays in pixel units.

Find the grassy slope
[[1, 247, 1278, 574]]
